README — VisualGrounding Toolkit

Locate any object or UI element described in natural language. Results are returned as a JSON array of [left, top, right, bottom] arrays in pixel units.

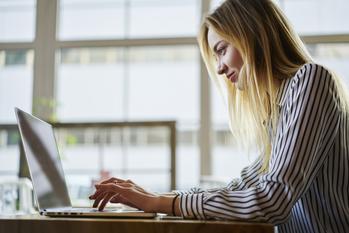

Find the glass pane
[[56, 47, 126, 121], [126, 148, 169, 170], [0, 49, 34, 123], [307, 43, 349, 86], [56, 46, 200, 190], [280, 0, 349, 35], [177, 144, 199, 189], [209, 0, 221, 10], [211, 84, 255, 180], [59, 0, 126, 40], [211, 0, 349, 35], [54, 126, 173, 205], [127, 173, 168, 192], [128, 46, 200, 125], [212, 131, 256, 181], [211, 84, 229, 126], [0, 129, 20, 181], [59, 0, 200, 40], [129, 0, 199, 38], [127, 46, 200, 189], [0, 0, 36, 42]]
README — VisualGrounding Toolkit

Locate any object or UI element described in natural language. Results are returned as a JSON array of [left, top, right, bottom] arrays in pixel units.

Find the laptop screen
[[15, 108, 71, 209]]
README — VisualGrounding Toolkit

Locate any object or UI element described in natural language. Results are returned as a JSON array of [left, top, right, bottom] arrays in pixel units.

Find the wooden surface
[[0, 214, 274, 233]]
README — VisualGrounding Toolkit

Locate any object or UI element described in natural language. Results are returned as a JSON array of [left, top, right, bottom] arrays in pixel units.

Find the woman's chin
[[235, 78, 245, 90]]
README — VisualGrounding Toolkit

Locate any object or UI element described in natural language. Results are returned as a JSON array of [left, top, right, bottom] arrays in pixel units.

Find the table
[[0, 214, 274, 233]]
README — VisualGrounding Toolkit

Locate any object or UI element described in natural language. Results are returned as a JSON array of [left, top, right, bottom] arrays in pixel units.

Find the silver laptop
[[14, 107, 156, 218]]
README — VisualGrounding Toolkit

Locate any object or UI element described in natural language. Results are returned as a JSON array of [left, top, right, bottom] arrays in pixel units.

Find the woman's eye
[[217, 47, 226, 55]]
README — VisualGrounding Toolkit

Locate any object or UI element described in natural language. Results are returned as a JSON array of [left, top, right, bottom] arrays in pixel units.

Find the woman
[[90, 0, 349, 232]]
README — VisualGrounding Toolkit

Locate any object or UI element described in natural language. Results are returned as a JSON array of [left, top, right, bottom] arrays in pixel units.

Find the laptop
[[14, 107, 156, 218]]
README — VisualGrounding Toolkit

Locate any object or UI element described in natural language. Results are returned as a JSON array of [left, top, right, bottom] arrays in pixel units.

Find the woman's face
[[207, 27, 244, 90]]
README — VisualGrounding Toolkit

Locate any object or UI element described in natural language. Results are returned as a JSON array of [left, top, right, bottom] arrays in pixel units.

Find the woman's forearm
[[156, 195, 180, 216]]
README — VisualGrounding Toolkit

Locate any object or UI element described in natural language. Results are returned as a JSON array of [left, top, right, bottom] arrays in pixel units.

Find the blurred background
[[1, 0, 349, 211]]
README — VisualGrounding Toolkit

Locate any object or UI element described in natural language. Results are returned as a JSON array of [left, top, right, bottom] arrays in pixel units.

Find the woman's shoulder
[[292, 62, 332, 84], [277, 62, 337, 106], [279, 62, 336, 105]]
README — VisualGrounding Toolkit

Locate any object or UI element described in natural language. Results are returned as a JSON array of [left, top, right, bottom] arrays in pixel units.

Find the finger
[[89, 189, 102, 199], [107, 184, 147, 201], [111, 182, 149, 196], [89, 188, 105, 200], [93, 184, 122, 207], [123, 180, 149, 194], [101, 184, 155, 212], [95, 184, 127, 198], [109, 193, 136, 208], [104, 183, 148, 197], [98, 193, 116, 211], [100, 177, 119, 185], [93, 191, 108, 208], [114, 183, 132, 188], [125, 179, 135, 184], [96, 183, 144, 199], [111, 186, 154, 212], [109, 193, 121, 203], [120, 184, 150, 196]]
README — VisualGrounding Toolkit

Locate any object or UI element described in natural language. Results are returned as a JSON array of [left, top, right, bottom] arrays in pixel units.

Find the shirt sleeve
[[178, 63, 342, 224], [174, 155, 263, 196]]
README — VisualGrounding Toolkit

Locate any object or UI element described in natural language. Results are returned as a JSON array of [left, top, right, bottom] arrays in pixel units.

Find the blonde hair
[[198, 0, 312, 172]]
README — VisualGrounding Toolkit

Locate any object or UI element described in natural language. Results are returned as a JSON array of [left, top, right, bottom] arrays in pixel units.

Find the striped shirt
[[177, 63, 349, 233]]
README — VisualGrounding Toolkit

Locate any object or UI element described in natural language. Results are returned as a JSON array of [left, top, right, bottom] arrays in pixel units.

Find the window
[[280, 0, 349, 35], [59, 0, 200, 40], [54, 126, 173, 194], [55, 0, 202, 197], [56, 45, 200, 193], [127, 46, 199, 122], [0, 0, 36, 184], [57, 47, 126, 121], [0, 50, 34, 123], [308, 44, 349, 86], [56, 46, 199, 123], [0, 0, 36, 42]]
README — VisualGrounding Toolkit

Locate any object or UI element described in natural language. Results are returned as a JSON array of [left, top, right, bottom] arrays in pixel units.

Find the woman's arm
[[174, 155, 263, 196], [178, 63, 341, 223], [89, 156, 263, 215], [90, 63, 341, 222]]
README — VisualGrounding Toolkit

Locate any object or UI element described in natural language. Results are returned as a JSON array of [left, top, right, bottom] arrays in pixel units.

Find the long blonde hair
[[198, 0, 312, 172]]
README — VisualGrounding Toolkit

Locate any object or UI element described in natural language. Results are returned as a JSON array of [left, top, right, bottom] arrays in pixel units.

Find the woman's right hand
[[91, 177, 151, 195], [89, 177, 157, 210]]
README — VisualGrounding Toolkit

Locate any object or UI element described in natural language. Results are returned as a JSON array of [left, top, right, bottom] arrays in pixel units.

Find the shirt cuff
[[178, 193, 206, 219]]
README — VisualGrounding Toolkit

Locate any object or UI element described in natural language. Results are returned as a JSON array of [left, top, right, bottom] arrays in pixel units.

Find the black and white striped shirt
[[177, 63, 349, 233]]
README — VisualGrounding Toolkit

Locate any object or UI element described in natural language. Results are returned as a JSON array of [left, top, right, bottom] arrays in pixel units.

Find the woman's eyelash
[[217, 47, 226, 55]]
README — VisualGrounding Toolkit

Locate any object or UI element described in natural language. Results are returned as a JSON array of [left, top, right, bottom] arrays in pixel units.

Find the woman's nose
[[217, 62, 226, 75]]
